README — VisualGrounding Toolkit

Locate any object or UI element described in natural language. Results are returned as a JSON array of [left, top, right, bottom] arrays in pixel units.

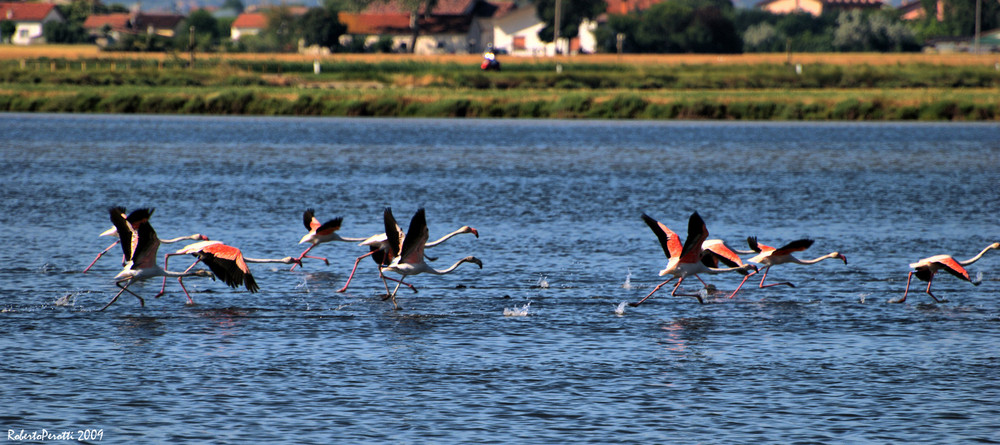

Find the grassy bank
[[2, 48, 999, 120]]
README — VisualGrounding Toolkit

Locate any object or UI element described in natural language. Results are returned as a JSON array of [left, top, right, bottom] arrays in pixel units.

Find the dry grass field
[[2, 44, 998, 66]]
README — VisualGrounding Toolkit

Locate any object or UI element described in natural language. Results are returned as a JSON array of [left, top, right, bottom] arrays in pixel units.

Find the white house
[[1, 2, 64, 45]]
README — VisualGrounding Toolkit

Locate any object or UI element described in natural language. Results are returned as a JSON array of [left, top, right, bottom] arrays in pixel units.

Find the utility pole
[[189, 25, 195, 67], [553, 0, 561, 56], [974, 0, 981, 54]]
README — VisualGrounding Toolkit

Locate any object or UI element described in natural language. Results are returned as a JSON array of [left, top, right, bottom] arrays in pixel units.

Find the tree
[[1, 20, 16, 43], [299, 7, 347, 49], [222, 0, 245, 14], [621, 0, 741, 53], [535, 0, 607, 44], [176, 10, 220, 51], [833, 10, 916, 51], [265, 5, 299, 52]]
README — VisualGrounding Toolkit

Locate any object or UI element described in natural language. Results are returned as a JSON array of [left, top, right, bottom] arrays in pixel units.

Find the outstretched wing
[[109, 206, 135, 264], [679, 211, 707, 264], [383, 207, 404, 260], [702, 239, 744, 268], [399, 208, 429, 265], [934, 256, 971, 282], [747, 236, 775, 254], [316, 217, 343, 237], [642, 213, 681, 259], [199, 243, 259, 293], [773, 239, 814, 256], [303, 209, 319, 231]]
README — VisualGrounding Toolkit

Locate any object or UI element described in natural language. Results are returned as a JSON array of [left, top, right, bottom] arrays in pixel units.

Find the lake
[[1, 114, 999, 443]]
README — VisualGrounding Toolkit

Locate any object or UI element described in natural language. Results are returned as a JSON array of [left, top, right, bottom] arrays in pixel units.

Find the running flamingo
[[159, 240, 301, 300], [83, 207, 208, 273], [380, 208, 483, 310], [745, 237, 847, 289], [292, 209, 367, 270], [100, 207, 213, 311], [630, 212, 757, 306], [337, 207, 479, 294], [891, 242, 999, 303]]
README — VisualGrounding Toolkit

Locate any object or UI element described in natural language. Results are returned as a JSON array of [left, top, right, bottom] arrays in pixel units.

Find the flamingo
[[630, 212, 757, 307], [99, 207, 213, 311], [83, 207, 208, 273], [291, 209, 367, 271], [891, 242, 999, 303], [336, 207, 479, 294], [379, 208, 483, 310], [159, 240, 302, 300], [745, 237, 847, 289]]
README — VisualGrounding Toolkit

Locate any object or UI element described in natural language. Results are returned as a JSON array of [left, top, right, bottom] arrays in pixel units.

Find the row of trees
[[32, 0, 1000, 54], [587, 0, 999, 53]]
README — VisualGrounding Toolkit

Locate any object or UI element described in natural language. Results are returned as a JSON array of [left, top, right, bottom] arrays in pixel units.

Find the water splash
[[536, 275, 549, 289], [295, 277, 310, 293], [504, 301, 531, 316], [622, 268, 632, 290], [54, 293, 75, 307], [615, 301, 627, 315], [858, 293, 870, 304], [974, 271, 983, 285]]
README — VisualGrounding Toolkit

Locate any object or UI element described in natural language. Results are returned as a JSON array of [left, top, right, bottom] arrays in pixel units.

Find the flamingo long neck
[[960, 244, 998, 266], [161, 234, 204, 244], [244, 257, 295, 264], [426, 228, 470, 248], [428, 257, 478, 275], [794, 252, 841, 265], [161, 268, 207, 278], [704, 264, 754, 274]]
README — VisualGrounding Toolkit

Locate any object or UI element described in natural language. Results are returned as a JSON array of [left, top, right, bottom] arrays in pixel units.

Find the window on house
[[513, 36, 525, 50]]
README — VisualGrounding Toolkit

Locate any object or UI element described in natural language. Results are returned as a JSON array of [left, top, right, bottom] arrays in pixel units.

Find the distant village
[[1, 0, 997, 55]]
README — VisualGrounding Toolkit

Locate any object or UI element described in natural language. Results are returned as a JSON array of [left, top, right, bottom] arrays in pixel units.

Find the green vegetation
[[1, 57, 998, 120]]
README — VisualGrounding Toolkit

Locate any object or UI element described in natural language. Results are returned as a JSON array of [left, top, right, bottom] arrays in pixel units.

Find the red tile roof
[[82, 13, 131, 31], [232, 12, 268, 29], [604, 0, 668, 14], [1, 2, 57, 21]]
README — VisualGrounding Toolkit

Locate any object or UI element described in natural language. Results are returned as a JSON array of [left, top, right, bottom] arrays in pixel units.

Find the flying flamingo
[[100, 207, 213, 311], [630, 212, 757, 307], [159, 240, 302, 300], [379, 208, 483, 310], [291, 209, 367, 271], [83, 207, 208, 273], [890, 242, 999, 303], [336, 207, 479, 294], [744, 237, 847, 289]]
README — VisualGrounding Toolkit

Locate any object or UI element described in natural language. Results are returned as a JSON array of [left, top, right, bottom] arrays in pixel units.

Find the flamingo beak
[[839, 254, 847, 265], [469, 227, 479, 238]]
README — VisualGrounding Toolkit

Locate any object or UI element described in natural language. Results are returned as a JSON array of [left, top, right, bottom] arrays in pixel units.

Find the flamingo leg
[[670, 277, 705, 304], [291, 245, 328, 271], [388, 280, 404, 310], [337, 251, 377, 293], [99, 284, 129, 311], [889, 271, 917, 303], [758, 266, 796, 289], [727, 270, 757, 299], [924, 275, 947, 303], [83, 241, 119, 273], [629, 277, 675, 307], [177, 277, 196, 305]]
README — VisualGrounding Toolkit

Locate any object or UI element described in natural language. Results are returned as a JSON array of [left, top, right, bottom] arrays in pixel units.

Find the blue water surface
[[1, 114, 999, 443]]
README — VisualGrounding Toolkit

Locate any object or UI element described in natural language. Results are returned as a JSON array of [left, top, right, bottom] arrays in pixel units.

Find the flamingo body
[[745, 237, 847, 289], [101, 207, 212, 311], [292, 209, 367, 270], [893, 243, 999, 303], [379, 208, 482, 309]]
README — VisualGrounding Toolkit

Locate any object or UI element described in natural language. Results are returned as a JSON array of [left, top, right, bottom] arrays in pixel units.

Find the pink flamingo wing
[[703, 240, 744, 267], [642, 213, 682, 259], [935, 256, 971, 281], [679, 212, 707, 264], [772, 239, 815, 256]]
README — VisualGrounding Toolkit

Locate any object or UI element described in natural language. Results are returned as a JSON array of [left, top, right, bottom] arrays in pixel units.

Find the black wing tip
[[747, 236, 760, 252]]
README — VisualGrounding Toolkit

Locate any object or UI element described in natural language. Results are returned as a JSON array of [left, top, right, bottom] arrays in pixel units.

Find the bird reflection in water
[[659, 318, 711, 358]]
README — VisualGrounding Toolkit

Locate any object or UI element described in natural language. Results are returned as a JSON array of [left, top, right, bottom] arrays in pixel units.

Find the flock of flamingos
[[85, 206, 999, 312]]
